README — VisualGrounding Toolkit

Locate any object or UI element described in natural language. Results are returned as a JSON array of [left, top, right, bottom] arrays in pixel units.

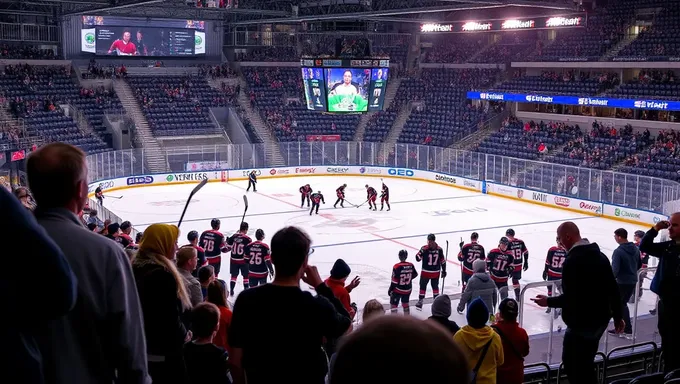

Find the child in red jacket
[[493, 298, 530, 384]]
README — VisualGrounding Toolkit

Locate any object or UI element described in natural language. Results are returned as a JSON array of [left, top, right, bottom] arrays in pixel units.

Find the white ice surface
[[104, 176, 659, 335]]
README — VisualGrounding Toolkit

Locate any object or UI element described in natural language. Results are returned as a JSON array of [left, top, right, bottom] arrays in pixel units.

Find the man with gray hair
[[457, 259, 497, 316]]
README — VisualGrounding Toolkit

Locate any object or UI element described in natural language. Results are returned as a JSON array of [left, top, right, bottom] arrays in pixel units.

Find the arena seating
[[126, 75, 231, 136], [616, 1, 680, 60], [607, 70, 680, 100], [0, 44, 59, 60], [422, 35, 488, 64], [620, 129, 680, 182], [471, 32, 539, 64], [492, 71, 619, 96]]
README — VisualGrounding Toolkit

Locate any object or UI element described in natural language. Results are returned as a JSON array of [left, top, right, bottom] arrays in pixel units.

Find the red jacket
[[213, 305, 233, 354], [493, 321, 530, 384], [324, 278, 355, 320]]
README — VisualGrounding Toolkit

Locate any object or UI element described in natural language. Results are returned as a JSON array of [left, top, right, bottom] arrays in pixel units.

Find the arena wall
[[87, 165, 667, 227]]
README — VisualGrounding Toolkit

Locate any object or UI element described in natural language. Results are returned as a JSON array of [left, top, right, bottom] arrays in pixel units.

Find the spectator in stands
[[329, 316, 470, 384], [184, 303, 232, 384], [228, 226, 351, 384], [177, 246, 203, 307], [532, 222, 623, 384], [610, 228, 641, 337], [640, 215, 680, 373], [1, 185, 76, 384], [120, 220, 135, 246], [132, 223, 191, 384], [428, 295, 460, 335], [199, 265, 216, 298], [457, 259, 497, 316], [185, 230, 206, 276], [27, 142, 149, 384], [454, 298, 503, 384], [325, 259, 360, 321], [206, 280, 233, 353], [361, 299, 385, 323], [492, 298, 530, 384]]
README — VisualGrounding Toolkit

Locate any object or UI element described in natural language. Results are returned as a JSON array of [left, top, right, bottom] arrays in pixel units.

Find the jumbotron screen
[[300, 58, 390, 113], [81, 16, 205, 57]]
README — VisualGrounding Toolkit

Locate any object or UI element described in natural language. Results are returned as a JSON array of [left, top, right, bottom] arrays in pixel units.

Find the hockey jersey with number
[[227, 232, 252, 264], [458, 242, 486, 275], [415, 244, 446, 279], [545, 246, 567, 278], [245, 241, 272, 277], [487, 248, 515, 283], [199, 230, 227, 265], [508, 238, 528, 271], [390, 262, 418, 294]]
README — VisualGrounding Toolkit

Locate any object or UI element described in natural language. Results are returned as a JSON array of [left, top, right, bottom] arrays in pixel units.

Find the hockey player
[[543, 238, 567, 314], [244, 229, 273, 288], [199, 218, 229, 277], [380, 182, 391, 211], [634, 230, 648, 299], [309, 191, 325, 215], [299, 184, 312, 208], [246, 170, 257, 192], [506, 228, 529, 301], [365, 184, 378, 211], [227, 222, 252, 295], [415, 233, 446, 310], [389, 250, 418, 314], [185, 230, 206, 276], [334, 184, 347, 208], [94, 184, 104, 206], [487, 237, 515, 300], [458, 232, 485, 290]]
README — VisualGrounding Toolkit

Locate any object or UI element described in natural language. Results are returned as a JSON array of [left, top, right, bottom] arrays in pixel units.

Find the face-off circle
[[286, 211, 405, 235]]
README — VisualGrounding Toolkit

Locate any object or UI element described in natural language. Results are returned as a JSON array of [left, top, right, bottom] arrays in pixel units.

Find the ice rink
[[104, 175, 659, 336]]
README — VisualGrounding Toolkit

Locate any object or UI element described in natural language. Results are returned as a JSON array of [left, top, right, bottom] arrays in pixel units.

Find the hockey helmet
[[211, 218, 221, 229], [188, 230, 199, 241], [471, 232, 479, 240], [256, 228, 265, 240], [398, 249, 408, 261], [427, 233, 436, 242], [365, 184, 369, 188], [505, 228, 515, 237], [343, 184, 347, 187]]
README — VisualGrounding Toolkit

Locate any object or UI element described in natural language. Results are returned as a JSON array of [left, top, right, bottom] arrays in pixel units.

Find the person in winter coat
[[492, 298, 530, 384], [457, 259, 497, 316], [428, 295, 460, 335], [453, 298, 504, 384], [610, 228, 641, 336], [324, 259, 360, 321]]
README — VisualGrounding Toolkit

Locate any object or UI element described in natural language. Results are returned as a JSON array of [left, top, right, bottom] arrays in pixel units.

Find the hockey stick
[[442, 240, 449, 294], [240, 195, 249, 225], [459, 236, 464, 288], [355, 199, 369, 208], [105, 195, 123, 199], [178, 178, 208, 228]]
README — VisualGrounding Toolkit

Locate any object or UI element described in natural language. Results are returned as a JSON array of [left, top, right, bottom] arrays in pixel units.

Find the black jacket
[[640, 228, 680, 304], [428, 316, 460, 336], [547, 242, 622, 331]]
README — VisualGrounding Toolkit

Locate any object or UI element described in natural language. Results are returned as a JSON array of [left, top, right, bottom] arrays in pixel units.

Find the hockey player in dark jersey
[[634, 230, 648, 299], [309, 191, 325, 215], [334, 184, 347, 208], [365, 184, 378, 211], [415, 233, 446, 310], [185, 230, 206, 276], [487, 237, 515, 300], [94, 185, 104, 206], [389, 250, 418, 314], [299, 184, 312, 208], [245, 229, 273, 288], [380, 182, 390, 211], [227, 221, 252, 295], [458, 232, 485, 290], [199, 218, 229, 277], [543, 238, 567, 314], [506, 228, 529, 301]]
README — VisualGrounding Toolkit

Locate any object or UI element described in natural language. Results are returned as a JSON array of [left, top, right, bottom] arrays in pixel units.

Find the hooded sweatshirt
[[612, 242, 642, 285], [458, 272, 497, 314], [453, 325, 504, 384]]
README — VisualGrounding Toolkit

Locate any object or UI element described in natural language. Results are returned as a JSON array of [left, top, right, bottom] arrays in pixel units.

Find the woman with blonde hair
[[132, 223, 191, 384], [362, 299, 385, 323]]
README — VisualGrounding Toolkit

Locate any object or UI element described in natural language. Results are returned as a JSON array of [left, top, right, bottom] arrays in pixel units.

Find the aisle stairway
[[353, 78, 403, 142], [113, 79, 168, 173], [383, 102, 411, 144]]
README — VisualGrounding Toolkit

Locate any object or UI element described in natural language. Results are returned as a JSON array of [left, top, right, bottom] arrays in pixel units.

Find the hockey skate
[[380, 205, 384, 211], [415, 299, 424, 310]]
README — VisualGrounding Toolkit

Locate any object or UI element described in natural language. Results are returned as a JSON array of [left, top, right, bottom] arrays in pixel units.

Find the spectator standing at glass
[[428, 295, 460, 335], [132, 223, 191, 384], [206, 280, 233, 354], [228, 226, 351, 384], [27, 142, 149, 384], [640, 215, 680, 374], [177, 246, 203, 307], [492, 298, 530, 384], [609, 228, 641, 337], [458, 259, 497, 317]]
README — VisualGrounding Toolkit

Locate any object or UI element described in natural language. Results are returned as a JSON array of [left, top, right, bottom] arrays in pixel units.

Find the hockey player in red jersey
[[380, 182, 390, 211], [227, 221, 252, 295], [506, 228, 529, 301], [487, 237, 515, 300], [458, 232, 485, 290], [365, 184, 378, 211], [415, 233, 446, 310], [543, 238, 566, 314], [309, 191, 325, 215], [389, 249, 418, 314], [244, 229, 273, 288], [199, 218, 229, 277], [299, 184, 312, 208], [334, 184, 347, 208]]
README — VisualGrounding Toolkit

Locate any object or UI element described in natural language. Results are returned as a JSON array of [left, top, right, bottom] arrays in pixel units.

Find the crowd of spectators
[[82, 60, 128, 79], [422, 36, 488, 64], [0, 44, 59, 60], [235, 47, 298, 62], [199, 63, 238, 79]]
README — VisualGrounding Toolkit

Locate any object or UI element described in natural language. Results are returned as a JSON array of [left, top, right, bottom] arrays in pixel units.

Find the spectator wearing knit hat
[[428, 295, 460, 335], [325, 259, 361, 320], [453, 298, 504, 384], [492, 298, 529, 384], [458, 259, 497, 316]]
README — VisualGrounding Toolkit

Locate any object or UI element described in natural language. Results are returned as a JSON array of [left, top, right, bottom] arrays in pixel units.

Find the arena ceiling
[[0, 0, 576, 24]]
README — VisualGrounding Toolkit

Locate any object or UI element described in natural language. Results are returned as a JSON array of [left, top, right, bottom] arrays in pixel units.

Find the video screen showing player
[[326, 68, 369, 112], [302, 67, 327, 111], [368, 67, 389, 112], [106, 30, 137, 56], [97, 27, 195, 56]]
